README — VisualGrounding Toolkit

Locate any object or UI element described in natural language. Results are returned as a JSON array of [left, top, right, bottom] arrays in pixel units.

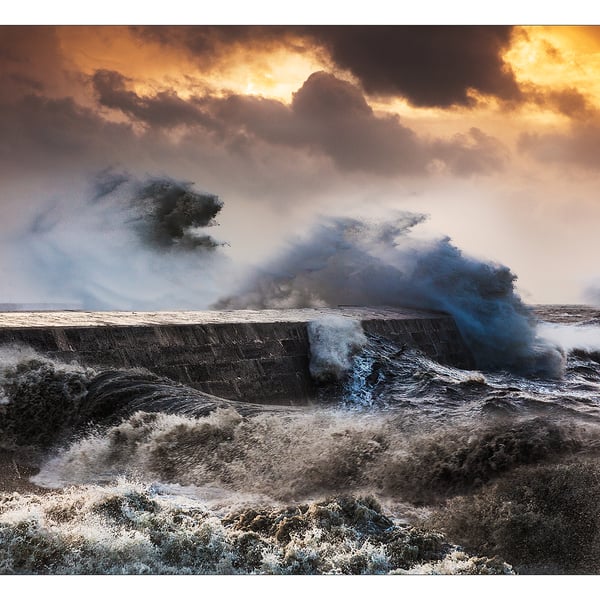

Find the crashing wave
[[0, 482, 512, 575]]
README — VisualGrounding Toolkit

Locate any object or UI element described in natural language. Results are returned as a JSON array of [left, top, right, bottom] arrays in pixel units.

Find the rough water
[[1, 305, 600, 574]]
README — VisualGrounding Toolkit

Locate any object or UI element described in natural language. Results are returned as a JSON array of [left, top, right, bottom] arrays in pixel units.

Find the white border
[[1, 573, 597, 599], [3, 0, 600, 25], [0, 2, 598, 596]]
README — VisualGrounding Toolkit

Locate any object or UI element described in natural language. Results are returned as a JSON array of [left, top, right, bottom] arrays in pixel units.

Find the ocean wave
[[0, 482, 511, 575], [0, 348, 294, 450], [435, 459, 600, 574], [216, 215, 564, 377], [2, 317, 600, 574], [31, 405, 590, 509], [0, 347, 95, 448]]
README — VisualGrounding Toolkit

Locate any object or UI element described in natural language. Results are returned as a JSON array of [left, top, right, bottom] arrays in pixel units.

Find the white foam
[[538, 322, 600, 353], [307, 316, 367, 382]]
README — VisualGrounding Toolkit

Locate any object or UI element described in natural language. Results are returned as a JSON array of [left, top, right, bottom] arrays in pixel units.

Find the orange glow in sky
[[506, 26, 600, 108], [53, 24, 600, 139], [57, 26, 326, 102]]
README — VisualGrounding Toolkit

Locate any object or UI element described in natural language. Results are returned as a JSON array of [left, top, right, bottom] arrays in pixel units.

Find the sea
[[1, 304, 600, 575]]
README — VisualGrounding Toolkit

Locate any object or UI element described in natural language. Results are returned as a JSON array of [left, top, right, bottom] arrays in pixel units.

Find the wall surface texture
[[0, 308, 474, 404]]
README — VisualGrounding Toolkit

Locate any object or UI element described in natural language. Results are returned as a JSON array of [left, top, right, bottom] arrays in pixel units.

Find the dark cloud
[[201, 72, 420, 175], [133, 25, 521, 108], [286, 72, 424, 174], [288, 71, 426, 174], [205, 94, 294, 145], [0, 82, 324, 214], [87, 67, 506, 177], [8, 73, 44, 93], [306, 26, 521, 107], [292, 71, 372, 118], [202, 71, 505, 176], [0, 61, 506, 208], [525, 85, 594, 120], [546, 88, 592, 119], [92, 69, 212, 128], [131, 25, 297, 65]]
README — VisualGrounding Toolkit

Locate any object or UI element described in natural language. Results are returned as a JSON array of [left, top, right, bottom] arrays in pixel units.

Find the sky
[[2, 23, 600, 306]]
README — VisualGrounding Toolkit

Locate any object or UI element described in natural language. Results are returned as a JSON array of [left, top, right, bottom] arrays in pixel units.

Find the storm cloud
[[130, 25, 295, 66], [525, 85, 594, 120], [92, 68, 506, 177], [210, 71, 506, 176], [205, 71, 428, 175], [92, 70, 213, 129], [431, 128, 508, 176], [306, 26, 521, 107], [0, 94, 136, 179], [0, 26, 510, 185], [133, 25, 522, 108]]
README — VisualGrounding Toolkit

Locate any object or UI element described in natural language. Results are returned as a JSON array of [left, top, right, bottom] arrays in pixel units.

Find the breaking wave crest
[[32, 407, 590, 507], [216, 215, 564, 377], [308, 316, 367, 383], [0, 349, 293, 451], [0, 347, 95, 448]]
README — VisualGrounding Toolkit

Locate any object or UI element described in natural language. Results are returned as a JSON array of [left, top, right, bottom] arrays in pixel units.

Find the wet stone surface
[[0, 308, 473, 404]]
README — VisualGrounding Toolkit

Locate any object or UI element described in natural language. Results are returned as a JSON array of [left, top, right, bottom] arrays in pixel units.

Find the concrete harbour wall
[[0, 308, 474, 404]]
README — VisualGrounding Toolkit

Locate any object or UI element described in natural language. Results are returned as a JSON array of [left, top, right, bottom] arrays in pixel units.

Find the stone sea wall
[[0, 308, 473, 404]]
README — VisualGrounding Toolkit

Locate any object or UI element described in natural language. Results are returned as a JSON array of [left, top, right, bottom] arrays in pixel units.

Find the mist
[[1, 172, 235, 310]]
